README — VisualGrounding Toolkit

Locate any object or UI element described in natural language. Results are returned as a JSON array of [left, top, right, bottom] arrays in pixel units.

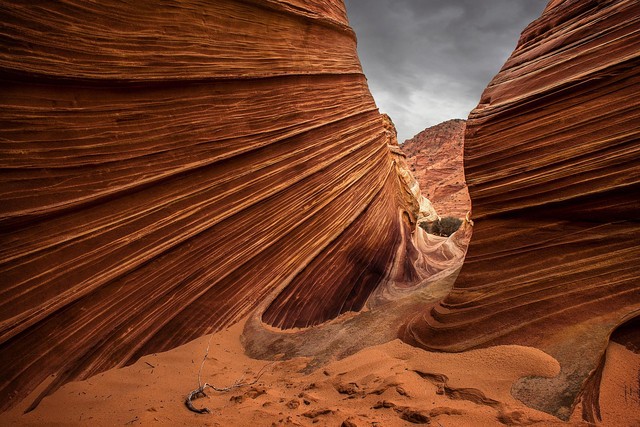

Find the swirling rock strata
[[0, 0, 427, 412], [401, 0, 640, 419], [402, 119, 470, 218]]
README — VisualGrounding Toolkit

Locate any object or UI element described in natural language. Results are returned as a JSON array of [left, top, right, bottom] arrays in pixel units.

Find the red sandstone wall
[[402, 119, 470, 218], [0, 0, 430, 411], [401, 0, 640, 419]]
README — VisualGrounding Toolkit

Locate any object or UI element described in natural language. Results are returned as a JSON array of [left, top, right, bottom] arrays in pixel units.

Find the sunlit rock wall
[[0, 0, 426, 411], [401, 0, 640, 419], [402, 119, 470, 218]]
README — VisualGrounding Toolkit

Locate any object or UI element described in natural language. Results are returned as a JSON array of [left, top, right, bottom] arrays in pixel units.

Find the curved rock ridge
[[401, 0, 640, 419], [578, 315, 640, 425], [260, 113, 437, 329], [0, 0, 433, 412], [383, 114, 440, 227], [0, 0, 355, 81], [401, 119, 470, 218]]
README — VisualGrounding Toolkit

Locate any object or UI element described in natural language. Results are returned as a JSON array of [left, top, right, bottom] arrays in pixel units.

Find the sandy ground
[[598, 342, 640, 427], [8, 316, 632, 426]]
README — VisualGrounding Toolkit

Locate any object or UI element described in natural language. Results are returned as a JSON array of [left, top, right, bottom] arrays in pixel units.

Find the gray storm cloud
[[344, 0, 548, 142]]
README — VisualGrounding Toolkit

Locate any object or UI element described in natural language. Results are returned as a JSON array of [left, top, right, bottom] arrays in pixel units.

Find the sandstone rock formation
[[385, 115, 440, 225], [401, 0, 640, 420], [4, 0, 637, 422], [401, 119, 470, 218], [0, 0, 441, 412]]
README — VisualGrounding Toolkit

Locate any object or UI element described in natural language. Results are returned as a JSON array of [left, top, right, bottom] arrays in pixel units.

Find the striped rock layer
[[0, 0, 435, 412], [401, 0, 640, 420], [402, 119, 470, 218]]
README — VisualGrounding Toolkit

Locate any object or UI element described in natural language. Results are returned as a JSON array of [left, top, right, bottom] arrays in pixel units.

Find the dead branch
[[185, 334, 273, 414]]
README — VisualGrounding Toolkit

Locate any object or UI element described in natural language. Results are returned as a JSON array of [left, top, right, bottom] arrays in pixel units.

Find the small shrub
[[425, 216, 462, 237]]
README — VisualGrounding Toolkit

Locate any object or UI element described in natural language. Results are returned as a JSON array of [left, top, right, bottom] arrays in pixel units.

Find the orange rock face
[[0, 0, 439, 412], [401, 120, 470, 218], [401, 0, 640, 420]]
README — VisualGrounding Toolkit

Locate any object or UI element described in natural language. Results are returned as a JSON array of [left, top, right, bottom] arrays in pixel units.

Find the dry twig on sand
[[185, 335, 272, 414]]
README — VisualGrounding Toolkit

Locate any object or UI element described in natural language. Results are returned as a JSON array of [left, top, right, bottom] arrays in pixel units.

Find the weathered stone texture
[[401, 0, 640, 418], [0, 0, 431, 412], [402, 119, 470, 218]]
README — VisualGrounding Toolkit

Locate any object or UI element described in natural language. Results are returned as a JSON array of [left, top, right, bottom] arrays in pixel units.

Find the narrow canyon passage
[[1, 0, 638, 424]]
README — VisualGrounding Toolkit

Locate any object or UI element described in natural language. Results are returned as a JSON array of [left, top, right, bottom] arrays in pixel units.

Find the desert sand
[[8, 316, 636, 426], [597, 342, 640, 426]]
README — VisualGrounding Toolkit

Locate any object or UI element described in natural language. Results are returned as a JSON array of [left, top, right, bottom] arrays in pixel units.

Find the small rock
[[341, 419, 358, 427], [497, 409, 530, 425], [398, 407, 430, 424], [302, 408, 333, 419], [286, 399, 300, 409], [372, 400, 396, 409], [336, 383, 359, 395]]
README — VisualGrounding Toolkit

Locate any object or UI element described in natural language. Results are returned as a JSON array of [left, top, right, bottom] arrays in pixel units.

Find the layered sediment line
[[402, 119, 470, 218], [401, 0, 640, 418], [0, 0, 434, 412]]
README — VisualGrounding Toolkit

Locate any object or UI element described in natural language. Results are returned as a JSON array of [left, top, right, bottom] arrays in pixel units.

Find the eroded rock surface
[[0, 0, 437, 412], [401, 120, 470, 218], [401, 0, 640, 419]]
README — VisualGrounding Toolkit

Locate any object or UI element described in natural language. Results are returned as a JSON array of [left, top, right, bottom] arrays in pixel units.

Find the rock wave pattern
[[401, 0, 640, 419], [0, 0, 429, 412], [401, 119, 470, 218]]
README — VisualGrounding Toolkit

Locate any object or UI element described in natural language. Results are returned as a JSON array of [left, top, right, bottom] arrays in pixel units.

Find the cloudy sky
[[344, 0, 548, 142]]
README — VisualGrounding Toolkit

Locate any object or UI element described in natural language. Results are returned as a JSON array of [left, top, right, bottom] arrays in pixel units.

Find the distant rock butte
[[401, 119, 470, 218], [0, 0, 458, 413], [401, 0, 640, 421]]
